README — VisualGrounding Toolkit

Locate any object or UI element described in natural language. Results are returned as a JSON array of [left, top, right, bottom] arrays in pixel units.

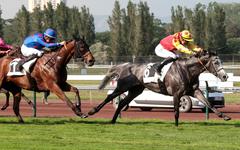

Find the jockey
[[17, 28, 65, 71], [0, 38, 13, 56], [154, 30, 202, 73]]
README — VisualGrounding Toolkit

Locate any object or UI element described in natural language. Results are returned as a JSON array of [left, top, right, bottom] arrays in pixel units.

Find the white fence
[[67, 73, 240, 91]]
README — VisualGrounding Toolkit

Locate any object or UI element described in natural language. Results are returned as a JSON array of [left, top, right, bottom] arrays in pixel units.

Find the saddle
[[7, 56, 38, 76], [143, 62, 173, 83]]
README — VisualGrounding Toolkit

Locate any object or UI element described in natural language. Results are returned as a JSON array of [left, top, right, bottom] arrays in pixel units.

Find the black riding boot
[[16, 54, 39, 71], [155, 57, 177, 74]]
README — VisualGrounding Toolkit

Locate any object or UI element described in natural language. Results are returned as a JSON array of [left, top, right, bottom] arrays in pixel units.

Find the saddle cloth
[[143, 62, 173, 83], [7, 58, 37, 76]]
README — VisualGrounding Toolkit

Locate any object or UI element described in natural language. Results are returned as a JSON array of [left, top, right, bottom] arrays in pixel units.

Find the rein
[[197, 57, 223, 76], [44, 47, 61, 66]]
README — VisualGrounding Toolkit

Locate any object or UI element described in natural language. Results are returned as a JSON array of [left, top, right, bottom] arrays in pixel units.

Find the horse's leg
[[21, 92, 34, 108], [47, 82, 86, 117], [88, 89, 123, 116], [194, 89, 231, 121], [12, 91, 24, 123], [111, 86, 144, 124], [42, 91, 50, 104], [173, 95, 181, 126], [1, 89, 10, 110], [89, 76, 139, 116], [60, 82, 81, 113]]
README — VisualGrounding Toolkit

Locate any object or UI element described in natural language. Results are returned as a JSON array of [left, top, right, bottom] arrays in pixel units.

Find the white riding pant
[[155, 44, 177, 59], [21, 44, 44, 57]]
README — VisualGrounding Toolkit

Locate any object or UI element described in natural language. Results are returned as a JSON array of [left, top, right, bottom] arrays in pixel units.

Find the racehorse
[[0, 38, 94, 123], [88, 50, 230, 126], [0, 47, 35, 110]]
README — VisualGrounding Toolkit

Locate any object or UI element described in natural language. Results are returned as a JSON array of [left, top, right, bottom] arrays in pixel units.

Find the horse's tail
[[98, 66, 120, 90]]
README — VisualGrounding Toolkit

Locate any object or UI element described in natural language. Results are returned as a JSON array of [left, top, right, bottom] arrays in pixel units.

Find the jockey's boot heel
[[154, 57, 176, 74]]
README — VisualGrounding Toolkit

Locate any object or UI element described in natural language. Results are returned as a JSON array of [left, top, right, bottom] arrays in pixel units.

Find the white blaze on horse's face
[[210, 56, 228, 82]]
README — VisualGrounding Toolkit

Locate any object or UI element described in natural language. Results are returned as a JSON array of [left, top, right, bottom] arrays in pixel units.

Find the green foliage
[[171, 6, 185, 32], [43, 2, 55, 29], [226, 38, 240, 54], [13, 5, 31, 45], [79, 6, 95, 45], [108, 1, 165, 61], [171, 2, 227, 53], [1, 3, 95, 45], [31, 6, 43, 32], [222, 3, 240, 38], [108, 1, 122, 62], [90, 42, 112, 64]]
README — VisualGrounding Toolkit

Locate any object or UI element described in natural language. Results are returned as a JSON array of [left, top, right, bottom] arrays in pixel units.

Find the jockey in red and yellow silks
[[154, 30, 202, 74]]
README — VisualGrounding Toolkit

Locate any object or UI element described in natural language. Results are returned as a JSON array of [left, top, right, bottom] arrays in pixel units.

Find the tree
[[95, 31, 110, 45], [205, 2, 226, 52], [31, 6, 43, 32], [171, 6, 185, 32], [79, 6, 95, 45], [68, 7, 81, 39], [43, 3, 55, 29], [13, 5, 30, 44], [126, 1, 137, 55], [222, 3, 240, 38], [55, 2, 69, 40], [191, 3, 206, 47], [108, 1, 122, 63]]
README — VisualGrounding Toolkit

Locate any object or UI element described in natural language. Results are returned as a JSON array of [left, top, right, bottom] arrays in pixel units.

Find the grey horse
[[88, 51, 231, 126]]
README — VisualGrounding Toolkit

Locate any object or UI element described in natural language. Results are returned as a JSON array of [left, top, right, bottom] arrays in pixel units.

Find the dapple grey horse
[[88, 51, 230, 126]]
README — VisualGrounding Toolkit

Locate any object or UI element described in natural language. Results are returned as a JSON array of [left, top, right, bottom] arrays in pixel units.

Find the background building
[[28, 0, 66, 12]]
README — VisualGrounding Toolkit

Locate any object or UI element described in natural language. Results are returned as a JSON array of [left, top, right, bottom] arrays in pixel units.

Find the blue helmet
[[44, 28, 57, 39]]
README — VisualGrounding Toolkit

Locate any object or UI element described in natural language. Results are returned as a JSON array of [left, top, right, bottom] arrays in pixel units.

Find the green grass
[[224, 93, 240, 104], [0, 117, 240, 150]]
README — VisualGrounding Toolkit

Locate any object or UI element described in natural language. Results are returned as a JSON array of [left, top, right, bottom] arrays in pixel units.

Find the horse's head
[[198, 50, 228, 81], [74, 38, 95, 66]]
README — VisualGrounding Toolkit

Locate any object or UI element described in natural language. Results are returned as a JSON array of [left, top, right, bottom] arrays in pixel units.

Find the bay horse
[[88, 50, 230, 126], [0, 38, 94, 123], [0, 47, 34, 110]]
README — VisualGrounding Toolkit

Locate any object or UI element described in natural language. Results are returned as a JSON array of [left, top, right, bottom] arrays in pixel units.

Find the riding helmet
[[44, 28, 57, 39], [181, 30, 193, 42]]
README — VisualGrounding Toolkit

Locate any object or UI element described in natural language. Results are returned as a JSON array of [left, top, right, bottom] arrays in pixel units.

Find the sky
[[1, 0, 240, 18], [0, 0, 240, 31]]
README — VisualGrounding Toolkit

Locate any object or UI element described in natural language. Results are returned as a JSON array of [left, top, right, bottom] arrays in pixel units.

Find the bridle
[[197, 56, 224, 77], [75, 40, 92, 59]]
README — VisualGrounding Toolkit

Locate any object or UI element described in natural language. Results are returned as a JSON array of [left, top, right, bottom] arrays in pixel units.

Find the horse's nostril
[[223, 75, 228, 80]]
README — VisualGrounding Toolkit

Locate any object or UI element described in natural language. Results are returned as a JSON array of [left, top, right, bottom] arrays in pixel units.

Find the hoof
[[110, 120, 116, 124], [42, 98, 48, 105], [80, 113, 88, 118], [1, 105, 8, 111], [18, 120, 24, 124], [76, 112, 88, 118], [224, 116, 231, 121], [88, 107, 97, 116]]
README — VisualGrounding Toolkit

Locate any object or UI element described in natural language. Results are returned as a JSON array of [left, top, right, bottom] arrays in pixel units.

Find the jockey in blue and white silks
[[21, 28, 62, 57], [17, 28, 65, 71]]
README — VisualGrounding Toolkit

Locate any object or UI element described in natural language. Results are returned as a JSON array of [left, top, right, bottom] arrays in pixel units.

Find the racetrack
[[1, 99, 240, 121]]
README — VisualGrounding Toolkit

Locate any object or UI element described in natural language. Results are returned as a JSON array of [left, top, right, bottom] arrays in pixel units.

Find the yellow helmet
[[181, 30, 193, 42]]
